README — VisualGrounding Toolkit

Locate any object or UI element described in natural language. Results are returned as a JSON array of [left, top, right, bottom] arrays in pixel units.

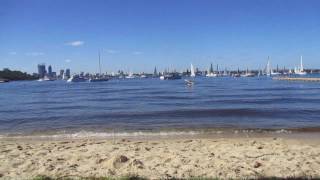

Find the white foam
[[0, 128, 295, 139]]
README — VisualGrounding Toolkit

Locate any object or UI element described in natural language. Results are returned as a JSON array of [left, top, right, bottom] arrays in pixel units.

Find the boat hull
[[89, 78, 109, 82]]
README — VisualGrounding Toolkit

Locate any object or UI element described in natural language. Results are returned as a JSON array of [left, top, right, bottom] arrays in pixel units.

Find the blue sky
[[1, 0, 320, 74]]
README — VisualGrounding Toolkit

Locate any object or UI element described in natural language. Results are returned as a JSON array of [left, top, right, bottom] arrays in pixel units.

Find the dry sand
[[0, 136, 320, 179]]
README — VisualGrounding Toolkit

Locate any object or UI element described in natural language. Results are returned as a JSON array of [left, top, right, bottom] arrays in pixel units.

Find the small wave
[[0, 128, 296, 140]]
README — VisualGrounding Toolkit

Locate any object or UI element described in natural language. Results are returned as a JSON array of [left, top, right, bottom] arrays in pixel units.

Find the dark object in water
[[89, 77, 109, 82], [185, 79, 194, 86], [161, 73, 182, 80], [0, 78, 9, 83]]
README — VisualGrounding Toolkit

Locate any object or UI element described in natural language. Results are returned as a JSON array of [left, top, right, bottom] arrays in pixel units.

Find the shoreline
[[1, 127, 320, 141], [1, 135, 320, 179]]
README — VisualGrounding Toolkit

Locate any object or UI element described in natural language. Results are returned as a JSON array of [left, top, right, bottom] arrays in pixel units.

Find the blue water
[[0, 76, 320, 137]]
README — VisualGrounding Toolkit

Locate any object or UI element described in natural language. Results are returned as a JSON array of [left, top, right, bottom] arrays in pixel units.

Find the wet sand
[[0, 136, 320, 179]]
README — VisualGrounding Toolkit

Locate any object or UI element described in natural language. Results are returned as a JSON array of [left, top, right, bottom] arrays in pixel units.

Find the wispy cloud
[[9, 51, 17, 55], [26, 52, 45, 56], [133, 51, 143, 55], [65, 59, 71, 63], [105, 49, 119, 54], [65, 40, 84, 47]]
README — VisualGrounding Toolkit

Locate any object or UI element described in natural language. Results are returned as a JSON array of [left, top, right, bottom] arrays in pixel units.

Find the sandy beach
[[0, 136, 320, 179]]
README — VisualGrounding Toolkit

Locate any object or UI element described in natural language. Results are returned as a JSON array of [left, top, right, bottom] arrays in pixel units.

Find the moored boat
[[160, 73, 182, 80], [67, 75, 87, 82], [0, 78, 9, 83]]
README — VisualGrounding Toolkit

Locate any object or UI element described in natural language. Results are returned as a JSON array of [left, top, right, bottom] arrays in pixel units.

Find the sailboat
[[206, 63, 218, 77], [222, 68, 228, 76], [258, 69, 262, 77], [294, 56, 307, 75], [266, 57, 272, 76], [185, 63, 195, 86], [89, 51, 109, 82], [241, 68, 255, 77], [125, 72, 136, 79], [190, 63, 195, 77]]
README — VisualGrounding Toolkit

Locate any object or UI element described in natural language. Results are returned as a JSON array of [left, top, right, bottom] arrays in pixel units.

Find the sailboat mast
[[300, 55, 303, 71], [99, 51, 102, 75]]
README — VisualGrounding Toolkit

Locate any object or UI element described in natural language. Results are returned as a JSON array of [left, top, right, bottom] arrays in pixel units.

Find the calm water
[[1, 76, 320, 137]]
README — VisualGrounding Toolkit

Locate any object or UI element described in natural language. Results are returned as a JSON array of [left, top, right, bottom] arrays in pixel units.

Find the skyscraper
[[65, 69, 71, 79], [48, 65, 52, 77], [153, 66, 158, 77], [210, 63, 214, 73], [59, 69, 64, 78], [37, 64, 46, 78]]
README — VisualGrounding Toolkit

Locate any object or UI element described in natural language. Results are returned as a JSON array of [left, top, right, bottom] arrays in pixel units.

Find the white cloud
[[26, 52, 45, 56], [133, 51, 143, 55], [65, 59, 71, 63], [65, 40, 84, 47], [105, 49, 119, 54], [9, 51, 17, 55]]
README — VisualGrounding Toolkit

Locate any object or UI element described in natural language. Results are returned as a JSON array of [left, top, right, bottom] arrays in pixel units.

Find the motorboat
[[184, 79, 194, 86], [160, 73, 182, 80], [67, 75, 87, 82], [89, 77, 109, 82], [206, 72, 218, 77], [38, 76, 55, 81], [0, 78, 9, 83], [125, 72, 136, 79]]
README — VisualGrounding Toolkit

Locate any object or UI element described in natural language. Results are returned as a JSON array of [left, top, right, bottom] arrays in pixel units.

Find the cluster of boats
[[66, 75, 109, 83], [36, 55, 310, 83]]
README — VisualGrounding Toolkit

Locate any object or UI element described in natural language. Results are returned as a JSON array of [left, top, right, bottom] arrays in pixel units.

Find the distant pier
[[273, 77, 320, 82]]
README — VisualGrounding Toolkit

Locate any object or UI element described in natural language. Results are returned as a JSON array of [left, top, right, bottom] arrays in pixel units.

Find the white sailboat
[[206, 63, 218, 77], [222, 69, 228, 76], [206, 71, 217, 77], [294, 56, 307, 75], [190, 63, 195, 77], [241, 68, 255, 77], [266, 57, 272, 76], [125, 72, 136, 79], [184, 63, 195, 86], [89, 51, 109, 82]]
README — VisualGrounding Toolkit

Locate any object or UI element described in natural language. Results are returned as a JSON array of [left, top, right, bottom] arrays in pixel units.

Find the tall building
[[153, 66, 158, 77], [48, 65, 52, 77], [65, 69, 71, 79], [59, 69, 64, 78], [51, 72, 56, 78], [37, 64, 46, 78], [209, 63, 214, 73]]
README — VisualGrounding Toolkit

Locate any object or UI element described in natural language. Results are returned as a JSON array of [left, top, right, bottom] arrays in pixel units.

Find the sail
[[266, 61, 270, 76], [190, 63, 195, 77]]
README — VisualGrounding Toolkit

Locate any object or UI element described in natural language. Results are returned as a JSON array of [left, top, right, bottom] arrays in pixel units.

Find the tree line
[[0, 68, 38, 81]]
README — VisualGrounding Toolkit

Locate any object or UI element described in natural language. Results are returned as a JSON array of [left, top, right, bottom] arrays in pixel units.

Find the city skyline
[[1, 0, 320, 73]]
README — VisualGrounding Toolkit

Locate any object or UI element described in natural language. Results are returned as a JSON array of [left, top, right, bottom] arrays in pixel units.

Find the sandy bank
[[0, 137, 319, 179]]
